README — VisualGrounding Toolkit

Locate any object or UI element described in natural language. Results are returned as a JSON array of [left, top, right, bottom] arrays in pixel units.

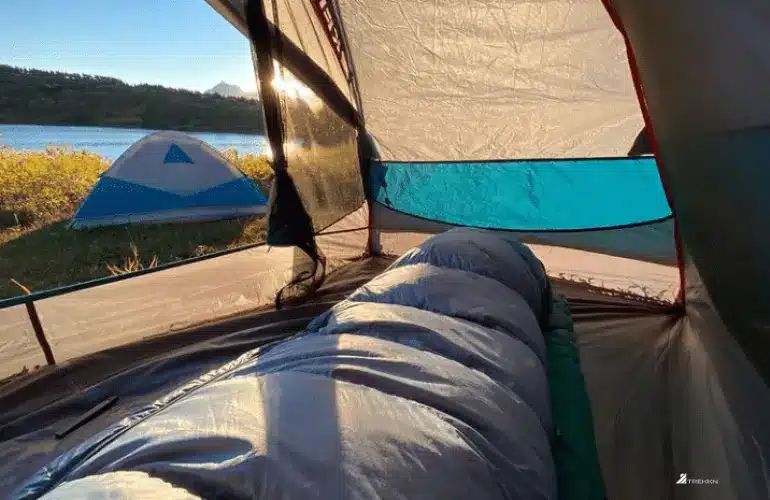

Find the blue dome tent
[[1, 1, 770, 499], [70, 131, 267, 228]]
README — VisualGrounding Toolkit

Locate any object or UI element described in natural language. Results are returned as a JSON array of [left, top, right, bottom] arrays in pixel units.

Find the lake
[[0, 124, 270, 161]]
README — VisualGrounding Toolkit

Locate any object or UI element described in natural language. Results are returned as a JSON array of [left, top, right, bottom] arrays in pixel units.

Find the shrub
[[223, 148, 274, 191], [0, 146, 274, 225], [0, 146, 108, 223]]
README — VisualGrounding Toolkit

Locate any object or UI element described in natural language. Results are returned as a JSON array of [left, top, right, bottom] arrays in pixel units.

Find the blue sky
[[0, 0, 256, 92]]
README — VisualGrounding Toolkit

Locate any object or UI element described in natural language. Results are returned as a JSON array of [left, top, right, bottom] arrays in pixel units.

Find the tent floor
[[0, 256, 679, 498]]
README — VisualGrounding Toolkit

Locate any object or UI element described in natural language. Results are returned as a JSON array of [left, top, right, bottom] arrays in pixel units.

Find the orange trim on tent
[[600, 0, 685, 304]]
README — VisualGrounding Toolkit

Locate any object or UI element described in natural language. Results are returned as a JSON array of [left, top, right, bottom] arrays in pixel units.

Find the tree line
[[0, 65, 265, 134]]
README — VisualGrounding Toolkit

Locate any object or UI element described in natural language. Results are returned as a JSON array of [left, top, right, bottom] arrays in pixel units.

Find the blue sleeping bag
[[17, 228, 556, 500]]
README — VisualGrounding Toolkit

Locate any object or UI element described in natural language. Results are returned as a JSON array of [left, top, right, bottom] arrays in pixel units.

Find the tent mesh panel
[[278, 66, 364, 232]]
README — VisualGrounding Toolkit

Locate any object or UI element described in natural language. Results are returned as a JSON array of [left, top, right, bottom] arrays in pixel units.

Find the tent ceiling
[[207, 0, 644, 161], [338, 0, 643, 161]]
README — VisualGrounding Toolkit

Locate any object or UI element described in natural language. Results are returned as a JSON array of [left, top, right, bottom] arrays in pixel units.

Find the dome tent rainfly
[[70, 131, 268, 228], [2, 1, 770, 500]]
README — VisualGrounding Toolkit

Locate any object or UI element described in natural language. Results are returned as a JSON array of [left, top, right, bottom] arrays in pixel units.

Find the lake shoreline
[[0, 124, 269, 161]]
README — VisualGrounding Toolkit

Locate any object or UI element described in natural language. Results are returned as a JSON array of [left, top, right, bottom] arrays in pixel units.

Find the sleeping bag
[[16, 228, 556, 500]]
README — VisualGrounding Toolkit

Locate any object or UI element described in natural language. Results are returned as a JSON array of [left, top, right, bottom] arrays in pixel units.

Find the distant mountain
[[206, 81, 244, 97], [206, 81, 260, 101]]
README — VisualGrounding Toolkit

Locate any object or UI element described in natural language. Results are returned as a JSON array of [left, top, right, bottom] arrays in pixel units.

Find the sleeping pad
[[16, 228, 570, 500]]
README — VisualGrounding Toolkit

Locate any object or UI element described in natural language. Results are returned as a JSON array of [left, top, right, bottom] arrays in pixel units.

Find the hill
[[205, 81, 259, 100], [206, 81, 245, 98], [0, 65, 265, 134]]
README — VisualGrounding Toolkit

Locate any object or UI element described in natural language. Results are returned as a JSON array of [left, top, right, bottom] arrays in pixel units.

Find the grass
[[0, 146, 274, 300]]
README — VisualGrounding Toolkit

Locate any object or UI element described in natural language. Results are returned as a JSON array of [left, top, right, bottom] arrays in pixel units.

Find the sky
[[0, 0, 257, 93]]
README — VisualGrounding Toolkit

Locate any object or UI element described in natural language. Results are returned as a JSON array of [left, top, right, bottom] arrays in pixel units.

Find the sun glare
[[271, 74, 314, 101], [271, 62, 314, 103]]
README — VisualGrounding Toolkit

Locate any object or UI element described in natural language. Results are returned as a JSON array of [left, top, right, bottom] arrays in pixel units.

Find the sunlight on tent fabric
[[271, 62, 313, 102], [272, 74, 313, 101], [259, 141, 302, 161]]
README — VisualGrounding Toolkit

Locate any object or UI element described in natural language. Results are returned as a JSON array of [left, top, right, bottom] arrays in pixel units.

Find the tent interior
[[2, 0, 770, 499]]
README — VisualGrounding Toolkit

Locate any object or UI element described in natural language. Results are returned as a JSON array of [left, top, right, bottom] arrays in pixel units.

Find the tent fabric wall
[[675, 258, 770, 500], [337, 0, 643, 161], [373, 203, 678, 266], [373, 204, 679, 303], [0, 246, 298, 376], [375, 227, 679, 304], [315, 202, 369, 252], [570, 256, 770, 500], [0, 205, 369, 380], [0, 306, 48, 382], [606, 0, 770, 386], [369, 158, 671, 231]]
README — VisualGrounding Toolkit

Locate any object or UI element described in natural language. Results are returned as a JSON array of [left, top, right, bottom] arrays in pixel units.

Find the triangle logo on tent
[[163, 144, 195, 164]]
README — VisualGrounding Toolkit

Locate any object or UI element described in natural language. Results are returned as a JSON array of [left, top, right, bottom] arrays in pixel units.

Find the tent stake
[[26, 302, 55, 366]]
